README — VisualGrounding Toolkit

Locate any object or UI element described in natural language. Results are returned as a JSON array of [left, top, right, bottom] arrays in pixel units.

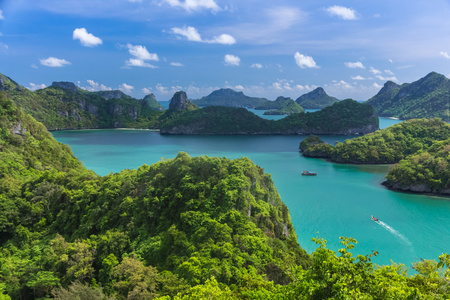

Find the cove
[[52, 120, 450, 268]]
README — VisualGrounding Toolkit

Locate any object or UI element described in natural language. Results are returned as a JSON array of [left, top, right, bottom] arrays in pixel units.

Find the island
[[254, 96, 304, 115], [160, 96, 379, 135], [295, 87, 340, 109], [300, 118, 450, 195], [0, 73, 164, 130], [366, 71, 450, 120]]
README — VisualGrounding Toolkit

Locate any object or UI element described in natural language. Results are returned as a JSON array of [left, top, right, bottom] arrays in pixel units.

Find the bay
[[51, 120, 450, 269]]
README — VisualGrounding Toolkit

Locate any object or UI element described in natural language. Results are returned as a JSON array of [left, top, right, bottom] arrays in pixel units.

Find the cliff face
[[3, 73, 163, 130]]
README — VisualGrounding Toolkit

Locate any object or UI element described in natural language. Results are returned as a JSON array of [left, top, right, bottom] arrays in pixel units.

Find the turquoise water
[[51, 120, 450, 268]]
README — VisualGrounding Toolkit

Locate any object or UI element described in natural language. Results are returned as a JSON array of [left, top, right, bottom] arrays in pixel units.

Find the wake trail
[[377, 220, 412, 245]]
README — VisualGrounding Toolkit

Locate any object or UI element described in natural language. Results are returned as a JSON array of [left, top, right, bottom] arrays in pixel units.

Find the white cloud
[[126, 58, 158, 68], [326, 5, 357, 20], [171, 26, 202, 42], [251, 63, 263, 69], [171, 26, 236, 45], [294, 52, 319, 69], [235, 85, 244, 90], [82, 80, 112, 92], [344, 61, 365, 69], [440, 51, 450, 59], [40, 57, 71, 67], [142, 88, 151, 94], [170, 62, 184, 67], [388, 59, 393, 63], [224, 54, 240, 66], [369, 66, 381, 75], [31, 64, 38, 69], [28, 83, 47, 91], [127, 43, 159, 61], [373, 83, 383, 89], [376, 75, 398, 81], [351, 75, 366, 80], [207, 34, 236, 45], [128, 0, 142, 2], [162, 0, 220, 12], [73, 28, 102, 47], [119, 83, 134, 93], [0, 10, 4, 20], [384, 69, 394, 75]]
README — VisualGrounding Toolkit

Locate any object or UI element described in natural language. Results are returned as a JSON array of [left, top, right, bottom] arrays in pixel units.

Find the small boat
[[371, 215, 379, 222], [302, 170, 317, 176]]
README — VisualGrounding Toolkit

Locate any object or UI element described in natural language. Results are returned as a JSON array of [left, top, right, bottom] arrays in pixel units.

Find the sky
[[1, 0, 450, 101]]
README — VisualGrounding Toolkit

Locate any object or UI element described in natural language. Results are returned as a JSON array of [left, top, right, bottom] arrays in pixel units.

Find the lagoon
[[52, 120, 450, 269]]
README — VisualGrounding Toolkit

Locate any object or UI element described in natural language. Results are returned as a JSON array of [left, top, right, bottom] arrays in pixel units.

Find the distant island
[[255, 96, 304, 115], [300, 118, 450, 195], [366, 71, 450, 120], [295, 87, 340, 109], [192, 88, 269, 108], [160, 95, 378, 135]]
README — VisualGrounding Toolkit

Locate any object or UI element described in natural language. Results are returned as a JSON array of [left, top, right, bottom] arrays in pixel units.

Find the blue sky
[[1, 0, 450, 101]]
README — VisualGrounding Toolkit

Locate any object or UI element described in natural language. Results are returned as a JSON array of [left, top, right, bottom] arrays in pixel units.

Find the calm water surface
[[52, 118, 450, 268]]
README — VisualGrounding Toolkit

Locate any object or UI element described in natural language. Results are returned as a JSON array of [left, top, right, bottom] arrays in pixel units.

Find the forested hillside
[[1, 92, 450, 299], [366, 72, 450, 120], [1, 73, 163, 130]]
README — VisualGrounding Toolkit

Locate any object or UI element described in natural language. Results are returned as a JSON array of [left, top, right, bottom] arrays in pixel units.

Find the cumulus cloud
[[81, 80, 112, 92], [344, 61, 365, 69], [127, 43, 159, 61], [369, 66, 381, 75], [440, 51, 450, 59], [384, 69, 394, 75], [294, 52, 319, 69], [0, 10, 4, 20], [119, 83, 134, 93], [224, 54, 240, 66], [126, 58, 158, 68], [373, 83, 383, 89], [171, 26, 202, 42], [142, 87, 151, 94], [40, 57, 71, 67], [235, 85, 244, 90], [251, 63, 263, 69], [326, 5, 357, 20], [28, 83, 47, 91], [171, 26, 236, 45], [162, 0, 220, 12], [208, 34, 236, 45], [170, 62, 184, 67], [351, 75, 366, 80], [73, 28, 103, 47]]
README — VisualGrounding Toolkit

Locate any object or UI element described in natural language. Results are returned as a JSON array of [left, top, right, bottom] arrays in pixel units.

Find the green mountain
[[160, 99, 378, 135], [295, 87, 339, 109], [192, 88, 269, 108], [366, 72, 450, 120], [1, 91, 450, 299], [254, 96, 304, 115], [0, 73, 164, 130], [0, 93, 310, 298]]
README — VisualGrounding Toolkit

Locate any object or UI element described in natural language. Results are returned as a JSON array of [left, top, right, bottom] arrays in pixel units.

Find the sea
[[51, 106, 450, 269]]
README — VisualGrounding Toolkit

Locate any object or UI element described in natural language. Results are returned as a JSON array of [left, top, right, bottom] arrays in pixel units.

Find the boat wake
[[376, 221, 412, 245]]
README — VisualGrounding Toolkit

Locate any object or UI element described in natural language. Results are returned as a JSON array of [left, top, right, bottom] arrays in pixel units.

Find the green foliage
[[367, 72, 450, 120], [160, 100, 378, 135], [1, 92, 450, 299], [303, 118, 450, 164], [254, 96, 304, 115], [3, 75, 163, 130]]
